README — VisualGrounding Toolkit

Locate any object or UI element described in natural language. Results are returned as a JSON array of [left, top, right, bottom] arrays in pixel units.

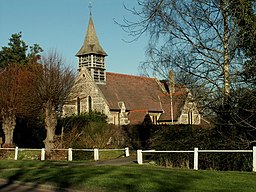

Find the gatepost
[[194, 147, 198, 170], [137, 150, 143, 164], [125, 147, 129, 157], [41, 148, 46, 160], [68, 148, 73, 161], [94, 148, 99, 161], [14, 147, 19, 160]]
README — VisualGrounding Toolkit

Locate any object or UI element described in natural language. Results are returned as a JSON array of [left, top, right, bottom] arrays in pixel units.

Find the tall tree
[[0, 33, 27, 68], [0, 33, 42, 147], [121, 0, 253, 124], [230, 0, 256, 86], [29, 51, 75, 152], [227, 0, 256, 132], [230, 0, 256, 56], [0, 32, 42, 68]]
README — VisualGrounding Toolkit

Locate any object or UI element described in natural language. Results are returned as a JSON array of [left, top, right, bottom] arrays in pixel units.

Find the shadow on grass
[[0, 161, 204, 192]]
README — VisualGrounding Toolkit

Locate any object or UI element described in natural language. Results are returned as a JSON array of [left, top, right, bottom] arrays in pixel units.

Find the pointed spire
[[76, 16, 107, 56]]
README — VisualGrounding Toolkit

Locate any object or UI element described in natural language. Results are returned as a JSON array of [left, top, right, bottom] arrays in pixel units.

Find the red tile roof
[[97, 72, 188, 124], [98, 72, 165, 112]]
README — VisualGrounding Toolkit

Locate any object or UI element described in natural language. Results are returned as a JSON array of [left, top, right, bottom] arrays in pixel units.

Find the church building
[[62, 15, 201, 126]]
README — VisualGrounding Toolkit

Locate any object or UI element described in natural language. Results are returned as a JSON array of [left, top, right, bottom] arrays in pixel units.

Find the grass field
[[0, 160, 255, 192]]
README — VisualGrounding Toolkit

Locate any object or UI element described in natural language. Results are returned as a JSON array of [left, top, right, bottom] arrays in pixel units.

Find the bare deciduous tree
[[120, 0, 249, 121], [119, 0, 256, 148], [29, 51, 75, 152]]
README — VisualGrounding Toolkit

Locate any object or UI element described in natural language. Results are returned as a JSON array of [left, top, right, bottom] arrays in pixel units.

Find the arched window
[[77, 97, 80, 115], [188, 111, 193, 124], [88, 96, 92, 112]]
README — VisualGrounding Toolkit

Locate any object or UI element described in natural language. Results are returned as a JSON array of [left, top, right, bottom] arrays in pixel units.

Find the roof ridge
[[106, 72, 155, 79]]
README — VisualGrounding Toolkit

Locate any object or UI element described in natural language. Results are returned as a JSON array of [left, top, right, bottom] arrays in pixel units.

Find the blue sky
[[0, 0, 148, 75]]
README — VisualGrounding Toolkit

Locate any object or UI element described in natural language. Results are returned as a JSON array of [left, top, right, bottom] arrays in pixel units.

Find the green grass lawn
[[0, 160, 255, 192]]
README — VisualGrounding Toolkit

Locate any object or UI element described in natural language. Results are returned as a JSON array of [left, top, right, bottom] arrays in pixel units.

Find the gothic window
[[152, 115, 157, 124], [88, 96, 92, 112], [188, 111, 193, 124], [77, 97, 80, 115]]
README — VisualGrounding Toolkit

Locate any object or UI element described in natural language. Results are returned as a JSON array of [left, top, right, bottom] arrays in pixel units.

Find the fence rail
[[0, 147, 129, 161], [137, 147, 256, 172]]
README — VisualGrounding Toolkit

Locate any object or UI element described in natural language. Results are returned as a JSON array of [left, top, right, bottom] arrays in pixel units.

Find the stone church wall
[[178, 94, 201, 125], [62, 68, 110, 117]]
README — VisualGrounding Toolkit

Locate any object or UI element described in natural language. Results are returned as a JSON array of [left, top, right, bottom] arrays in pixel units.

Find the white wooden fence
[[0, 147, 129, 161], [137, 147, 256, 172]]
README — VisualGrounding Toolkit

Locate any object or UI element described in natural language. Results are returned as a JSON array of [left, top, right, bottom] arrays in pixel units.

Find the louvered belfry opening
[[76, 16, 107, 84]]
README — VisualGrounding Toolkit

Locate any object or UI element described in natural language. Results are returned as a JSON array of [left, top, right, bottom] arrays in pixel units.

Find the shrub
[[148, 124, 253, 171], [57, 112, 123, 149]]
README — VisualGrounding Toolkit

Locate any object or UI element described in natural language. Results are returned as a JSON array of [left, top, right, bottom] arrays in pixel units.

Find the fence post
[[253, 146, 256, 172], [137, 150, 143, 164], [68, 148, 73, 161], [14, 147, 19, 160], [41, 148, 45, 161], [194, 147, 198, 170], [94, 148, 99, 161], [125, 147, 130, 157]]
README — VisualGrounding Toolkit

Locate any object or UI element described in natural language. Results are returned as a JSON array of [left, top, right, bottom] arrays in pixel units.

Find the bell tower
[[76, 12, 107, 84]]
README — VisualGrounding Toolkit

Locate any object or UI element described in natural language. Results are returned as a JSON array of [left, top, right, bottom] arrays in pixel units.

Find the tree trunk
[[43, 100, 57, 152], [221, 0, 230, 102], [217, 1, 234, 133], [1, 109, 16, 147]]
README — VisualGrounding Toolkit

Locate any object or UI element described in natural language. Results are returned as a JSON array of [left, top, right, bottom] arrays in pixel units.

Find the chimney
[[169, 70, 175, 94]]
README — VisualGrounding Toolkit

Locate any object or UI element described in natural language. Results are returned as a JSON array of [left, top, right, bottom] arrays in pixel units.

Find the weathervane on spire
[[89, 1, 92, 16]]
